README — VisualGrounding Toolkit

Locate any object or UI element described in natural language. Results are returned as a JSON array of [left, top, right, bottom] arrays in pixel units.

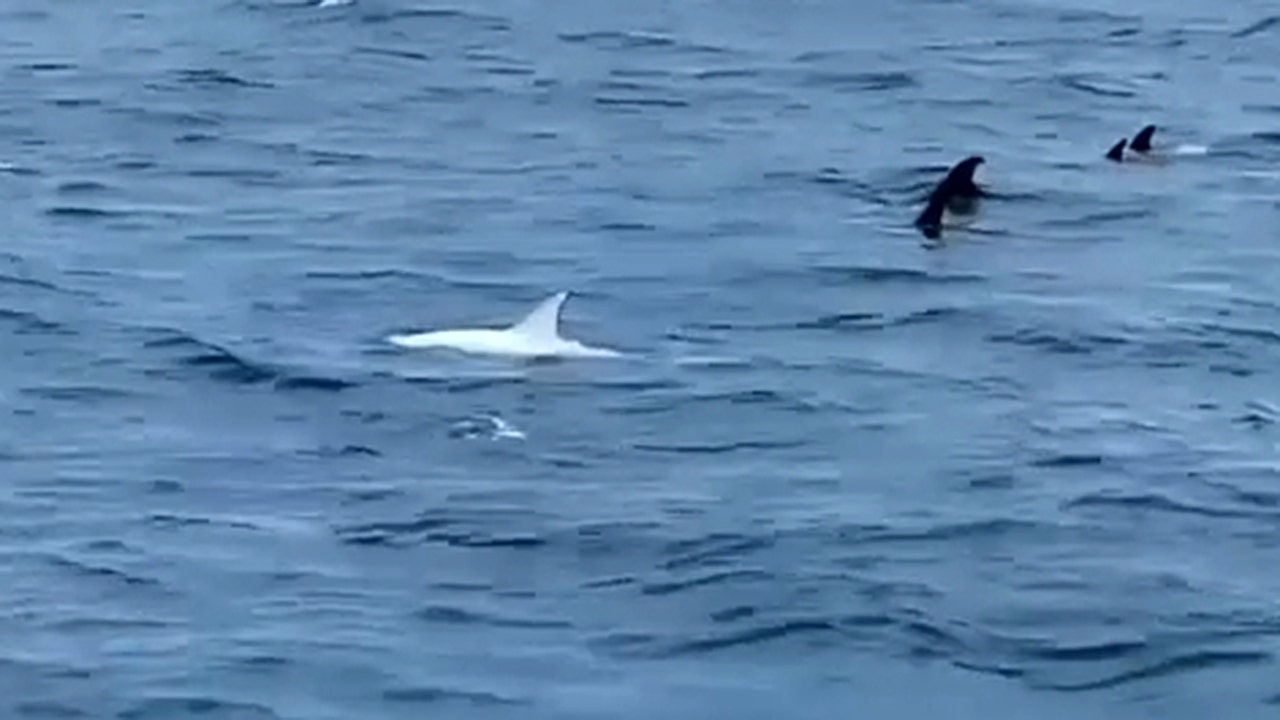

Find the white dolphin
[[386, 291, 622, 359]]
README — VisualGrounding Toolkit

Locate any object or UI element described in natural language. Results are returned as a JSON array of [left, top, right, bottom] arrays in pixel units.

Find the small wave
[[43, 205, 127, 219], [0, 268, 95, 297], [305, 148, 371, 166], [56, 180, 110, 194], [335, 513, 545, 549], [1056, 73, 1136, 98], [382, 685, 523, 706], [0, 308, 68, 335], [1039, 208, 1156, 227], [48, 615, 172, 632], [140, 327, 355, 392], [1203, 472, 1280, 509], [148, 513, 261, 532], [304, 267, 427, 282], [1031, 453, 1105, 468], [354, 45, 432, 64], [800, 70, 917, 92], [143, 330, 276, 384], [176, 132, 218, 144], [118, 697, 279, 720], [581, 575, 636, 590], [633, 439, 805, 455], [620, 388, 825, 419], [559, 30, 676, 51], [652, 617, 837, 657], [45, 555, 158, 588], [671, 354, 752, 370], [185, 167, 281, 182], [401, 375, 527, 394], [17, 61, 76, 72], [1232, 15, 1280, 38], [988, 326, 1128, 356], [0, 161, 39, 176], [175, 68, 273, 89], [794, 311, 883, 330], [1233, 400, 1279, 430], [661, 532, 775, 571], [595, 95, 689, 109], [1207, 322, 1280, 346], [299, 444, 381, 459], [186, 232, 252, 244], [901, 613, 969, 658], [797, 306, 967, 332], [227, 654, 292, 672], [597, 221, 656, 232], [1023, 638, 1147, 663], [1037, 649, 1272, 692], [640, 568, 773, 596], [15, 701, 89, 718], [416, 604, 570, 629], [112, 156, 157, 172], [1063, 491, 1261, 519], [1209, 363, 1254, 378], [360, 7, 509, 32], [692, 67, 758, 81], [811, 264, 986, 286], [274, 375, 355, 392], [107, 106, 223, 129], [19, 385, 133, 402], [335, 515, 445, 545], [837, 518, 1042, 546]]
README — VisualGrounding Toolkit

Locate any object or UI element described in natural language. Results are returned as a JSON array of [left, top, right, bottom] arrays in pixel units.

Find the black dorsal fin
[[1130, 124, 1156, 152], [1105, 138, 1127, 162], [913, 155, 985, 239], [948, 155, 985, 196]]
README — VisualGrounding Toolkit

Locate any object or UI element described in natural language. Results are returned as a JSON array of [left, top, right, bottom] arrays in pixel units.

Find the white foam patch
[[450, 414, 527, 441], [1174, 144, 1209, 156], [490, 416, 526, 440]]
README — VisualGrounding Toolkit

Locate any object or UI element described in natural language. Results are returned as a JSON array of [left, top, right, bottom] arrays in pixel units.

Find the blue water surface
[[3, 0, 1280, 717]]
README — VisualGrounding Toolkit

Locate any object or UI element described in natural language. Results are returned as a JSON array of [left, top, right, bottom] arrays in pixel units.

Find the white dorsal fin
[[510, 291, 568, 340]]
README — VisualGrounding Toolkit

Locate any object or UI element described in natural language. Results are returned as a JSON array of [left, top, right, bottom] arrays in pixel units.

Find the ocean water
[[3, 0, 1280, 717]]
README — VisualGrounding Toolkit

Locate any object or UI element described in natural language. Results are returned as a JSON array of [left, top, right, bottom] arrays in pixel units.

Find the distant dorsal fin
[[1130, 124, 1156, 152], [1106, 138, 1126, 162], [510, 291, 568, 339]]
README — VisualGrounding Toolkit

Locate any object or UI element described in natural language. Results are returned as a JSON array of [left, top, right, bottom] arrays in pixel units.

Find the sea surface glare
[[3, 0, 1280, 717]]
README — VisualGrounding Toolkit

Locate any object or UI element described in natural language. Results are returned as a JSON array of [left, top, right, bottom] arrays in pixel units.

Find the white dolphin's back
[[385, 290, 621, 360]]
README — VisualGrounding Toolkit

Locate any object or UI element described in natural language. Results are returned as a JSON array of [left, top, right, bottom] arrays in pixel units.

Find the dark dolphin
[[1105, 124, 1159, 163], [1130, 124, 1156, 153], [914, 155, 985, 240], [1105, 138, 1127, 162]]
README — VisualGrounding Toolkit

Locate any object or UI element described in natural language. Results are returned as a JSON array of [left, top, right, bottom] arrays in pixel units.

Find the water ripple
[[117, 697, 279, 720], [416, 604, 571, 630], [381, 686, 523, 707], [5, 0, 1280, 716]]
